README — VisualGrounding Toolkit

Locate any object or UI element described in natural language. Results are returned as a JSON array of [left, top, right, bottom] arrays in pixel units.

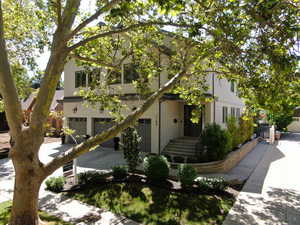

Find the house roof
[[21, 94, 36, 111], [21, 90, 64, 111]]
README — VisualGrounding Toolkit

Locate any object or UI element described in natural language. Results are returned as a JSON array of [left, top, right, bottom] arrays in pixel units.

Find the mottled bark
[[10, 130, 45, 225]]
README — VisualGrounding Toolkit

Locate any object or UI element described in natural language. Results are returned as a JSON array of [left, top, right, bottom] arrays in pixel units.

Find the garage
[[137, 119, 151, 153], [93, 118, 115, 148], [68, 117, 87, 144]]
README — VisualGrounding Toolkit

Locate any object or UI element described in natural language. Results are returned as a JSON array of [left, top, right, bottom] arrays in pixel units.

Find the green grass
[[0, 201, 73, 225], [67, 182, 234, 225]]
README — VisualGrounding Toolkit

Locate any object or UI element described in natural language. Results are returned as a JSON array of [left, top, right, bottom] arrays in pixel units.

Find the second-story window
[[88, 68, 101, 89], [230, 81, 235, 93], [123, 63, 139, 83], [107, 69, 121, 85], [75, 71, 86, 88]]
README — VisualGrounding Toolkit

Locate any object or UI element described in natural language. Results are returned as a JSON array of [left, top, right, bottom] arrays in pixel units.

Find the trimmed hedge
[[178, 164, 197, 189], [143, 155, 170, 182]]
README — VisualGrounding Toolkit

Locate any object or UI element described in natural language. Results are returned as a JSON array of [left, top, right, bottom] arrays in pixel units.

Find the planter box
[[170, 138, 260, 174]]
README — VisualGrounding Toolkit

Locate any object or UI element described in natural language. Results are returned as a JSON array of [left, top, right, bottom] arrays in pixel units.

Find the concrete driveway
[[0, 142, 126, 202], [224, 133, 300, 225]]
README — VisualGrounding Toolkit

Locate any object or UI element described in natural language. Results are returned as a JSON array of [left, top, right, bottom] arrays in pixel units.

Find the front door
[[184, 105, 202, 137]]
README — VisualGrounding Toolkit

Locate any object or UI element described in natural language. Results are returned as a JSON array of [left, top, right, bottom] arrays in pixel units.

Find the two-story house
[[63, 58, 244, 155]]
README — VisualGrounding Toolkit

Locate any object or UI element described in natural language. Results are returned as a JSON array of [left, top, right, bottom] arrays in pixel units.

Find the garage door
[[68, 117, 87, 144], [93, 118, 115, 148], [137, 119, 151, 153]]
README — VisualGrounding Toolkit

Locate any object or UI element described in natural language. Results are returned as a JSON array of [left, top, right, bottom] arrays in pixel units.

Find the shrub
[[178, 164, 197, 189], [78, 171, 106, 185], [45, 176, 65, 193], [143, 155, 170, 182], [226, 116, 242, 149], [121, 127, 142, 171], [112, 165, 128, 180], [239, 116, 254, 143], [196, 177, 228, 191], [200, 123, 232, 161]]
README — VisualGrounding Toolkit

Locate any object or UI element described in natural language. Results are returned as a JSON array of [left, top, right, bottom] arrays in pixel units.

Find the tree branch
[[43, 66, 191, 175], [0, 1, 23, 136], [70, 51, 132, 70], [56, 0, 62, 27], [30, 0, 81, 134], [67, 0, 124, 40], [68, 21, 201, 51]]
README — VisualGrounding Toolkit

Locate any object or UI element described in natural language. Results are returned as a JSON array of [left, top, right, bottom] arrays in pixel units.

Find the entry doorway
[[184, 105, 202, 137]]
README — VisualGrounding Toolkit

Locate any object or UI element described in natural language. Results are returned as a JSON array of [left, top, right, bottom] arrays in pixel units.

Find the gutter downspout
[[158, 53, 161, 155], [212, 73, 216, 123]]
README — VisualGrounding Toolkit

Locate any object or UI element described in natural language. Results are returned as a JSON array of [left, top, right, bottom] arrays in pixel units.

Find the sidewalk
[[223, 133, 300, 225]]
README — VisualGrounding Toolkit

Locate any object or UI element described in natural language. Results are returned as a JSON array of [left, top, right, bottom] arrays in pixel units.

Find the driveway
[[0, 142, 126, 202], [223, 133, 300, 225]]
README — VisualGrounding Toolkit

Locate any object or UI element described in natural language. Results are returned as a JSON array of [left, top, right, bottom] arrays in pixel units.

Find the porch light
[[73, 106, 78, 114]]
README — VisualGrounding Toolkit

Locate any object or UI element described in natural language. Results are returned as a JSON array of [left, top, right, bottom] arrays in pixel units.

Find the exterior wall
[[206, 73, 245, 128], [287, 117, 300, 132], [64, 57, 245, 153], [160, 101, 184, 150], [64, 60, 159, 97], [64, 99, 160, 153]]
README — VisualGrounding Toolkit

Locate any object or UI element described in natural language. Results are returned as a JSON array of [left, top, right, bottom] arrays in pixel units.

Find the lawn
[[67, 182, 234, 225], [0, 201, 72, 225]]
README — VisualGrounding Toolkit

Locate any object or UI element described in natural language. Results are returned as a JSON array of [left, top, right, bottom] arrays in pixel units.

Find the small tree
[[239, 116, 254, 143], [121, 126, 141, 172], [226, 116, 242, 149]]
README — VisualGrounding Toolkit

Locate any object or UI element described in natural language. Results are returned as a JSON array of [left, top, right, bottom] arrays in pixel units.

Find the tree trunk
[[9, 136, 44, 225], [9, 171, 42, 225]]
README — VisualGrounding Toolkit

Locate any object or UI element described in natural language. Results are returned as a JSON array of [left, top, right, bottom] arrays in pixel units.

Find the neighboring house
[[287, 107, 300, 133], [63, 59, 244, 155], [22, 90, 64, 135]]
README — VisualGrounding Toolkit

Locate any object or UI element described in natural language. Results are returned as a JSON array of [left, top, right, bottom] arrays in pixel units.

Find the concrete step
[[166, 143, 196, 150], [164, 147, 196, 152], [163, 150, 195, 156], [171, 138, 199, 143]]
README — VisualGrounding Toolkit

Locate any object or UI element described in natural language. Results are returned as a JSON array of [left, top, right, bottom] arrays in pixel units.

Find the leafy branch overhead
[[0, 1, 299, 224]]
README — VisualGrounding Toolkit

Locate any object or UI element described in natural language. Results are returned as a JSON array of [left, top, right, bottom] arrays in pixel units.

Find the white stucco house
[[63, 58, 245, 157]]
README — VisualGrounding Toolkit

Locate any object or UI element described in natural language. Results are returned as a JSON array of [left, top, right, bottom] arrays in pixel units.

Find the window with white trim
[[75, 71, 86, 88], [231, 107, 236, 117], [222, 106, 228, 123]]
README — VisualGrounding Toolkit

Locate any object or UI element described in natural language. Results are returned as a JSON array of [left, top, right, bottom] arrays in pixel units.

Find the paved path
[[0, 142, 138, 225], [223, 133, 300, 225]]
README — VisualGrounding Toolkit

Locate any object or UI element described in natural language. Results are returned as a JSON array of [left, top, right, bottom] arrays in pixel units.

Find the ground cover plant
[[66, 181, 234, 225]]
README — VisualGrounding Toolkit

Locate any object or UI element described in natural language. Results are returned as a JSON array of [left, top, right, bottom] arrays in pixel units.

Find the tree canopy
[[0, 1, 299, 224]]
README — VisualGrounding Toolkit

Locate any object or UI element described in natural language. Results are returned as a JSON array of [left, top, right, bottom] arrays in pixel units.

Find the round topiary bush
[[178, 164, 197, 189], [112, 165, 128, 180], [143, 155, 170, 182]]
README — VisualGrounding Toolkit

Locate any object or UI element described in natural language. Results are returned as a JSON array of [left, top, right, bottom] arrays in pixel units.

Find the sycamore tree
[[0, 0, 299, 224]]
